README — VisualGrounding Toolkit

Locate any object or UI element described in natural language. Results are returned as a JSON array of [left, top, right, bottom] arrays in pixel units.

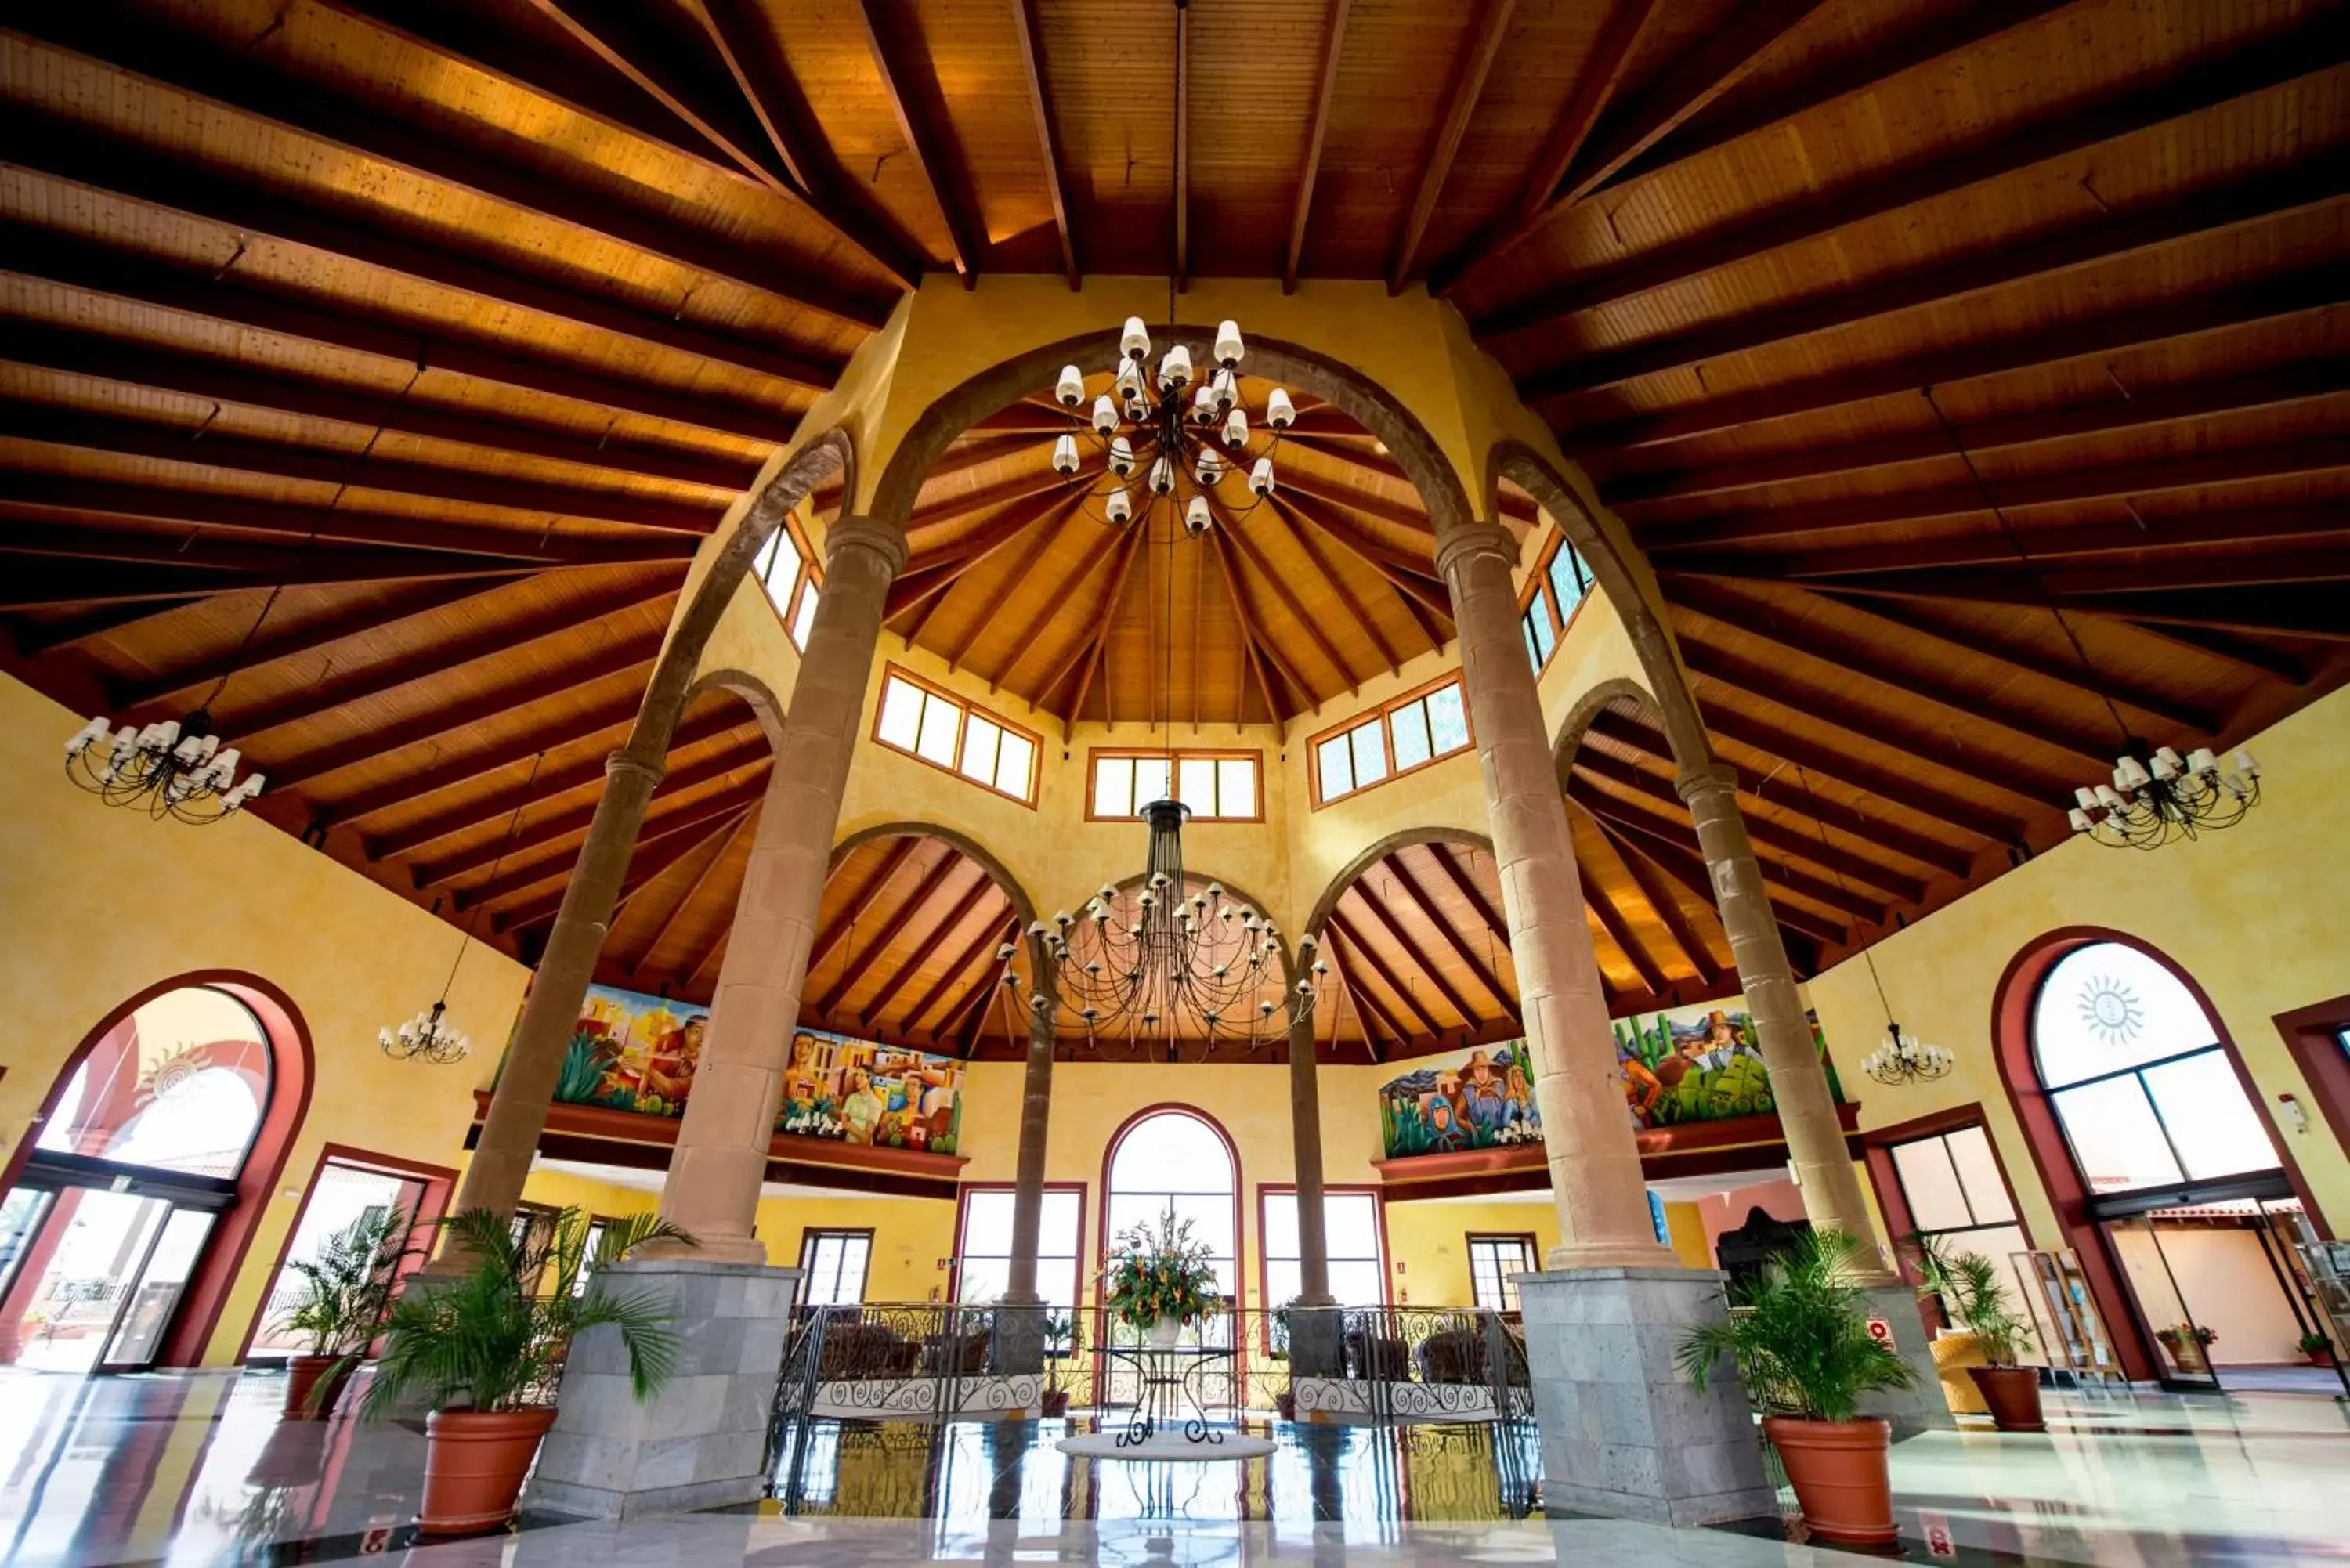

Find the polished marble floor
[[2, 1368, 2343, 1567]]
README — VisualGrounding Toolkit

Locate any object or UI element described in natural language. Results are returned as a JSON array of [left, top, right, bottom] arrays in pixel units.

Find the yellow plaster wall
[[0, 673, 530, 1366], [1661, 1202, 1712, 1270], [1809, 684, 2350, 1238], [1382, 1200, 1560, 1309]]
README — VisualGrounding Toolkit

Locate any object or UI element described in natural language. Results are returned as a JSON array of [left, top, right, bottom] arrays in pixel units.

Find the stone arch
[[1301, 825, 1497, 944], [1488, 439, 1712, 771], [1552, 675, 1664, 785], [684, 667, 788, 753], [830, 818, 1043, 932], [869, 329, 1477, 545]]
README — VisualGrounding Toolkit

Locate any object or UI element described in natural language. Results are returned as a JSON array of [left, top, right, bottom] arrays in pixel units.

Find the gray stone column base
[[1857, 1284, 1955, 1437], [528, 1259, 800, 1519], [1517, 1266, 1778, 1529]]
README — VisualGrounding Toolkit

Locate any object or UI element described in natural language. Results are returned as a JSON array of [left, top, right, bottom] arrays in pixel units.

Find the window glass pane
[[1325, 1194, 1382, 1259], [1328, 1260, 1385, 1306], [1390, 700, 1433, 771], [960, 714, 1002, 784], [1217, 757, 1256, 818], [2033, 941, 2219, 1087], [877, 676, 924, 752], [1039, 1190, 1081, 1254], [994, 730, 1034, 800], [1037, 1260, 1077, 1312], [752, 529, 780, 590], [1426, 684, 1469, 754], [2143, 1050, 2276, 1180], [1944, 1125, 2016, 1223], [1523, 603, 1556, 667], [1892, 1138, 1972, 1231], [962, 1190, 1016, 1255], [2051, 1077, 2186, 1194], [1177, 757, 1217, 815], [1548, 544, 1586, 618], [958, 1256, 1010, 1305], [915, 691, 961, 766], [1133, 757, 1171, 807], [1316, 735, 1354, 799], [765, 529, 804, 598], [38, 988, 269, 1179], [1350, 721, 1388, 786], [1522, 615, 1546, 671], [1263, 1194, 1300, 1256], [790, 580, 819, 649], [1264, 1259, 1303, 1310], [1094, 756, 1134, 817]]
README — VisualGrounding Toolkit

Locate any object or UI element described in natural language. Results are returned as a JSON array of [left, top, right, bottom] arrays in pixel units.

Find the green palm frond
[[1676, 1228, 1916, 1423], [1914, 1239, 2029, 1366]]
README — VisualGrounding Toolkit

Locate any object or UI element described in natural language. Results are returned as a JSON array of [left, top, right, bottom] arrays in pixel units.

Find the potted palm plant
[[361, 1206, 690, 1535], [2301, 1331, 2337, 1368], [1916, 1241, 2043, 1431], [1039, 1311, 1081, 1416], [1103, 1209, 1220, 1349], [1678, 1229, 1918, 1547], [274, 1209, 414, 1420]]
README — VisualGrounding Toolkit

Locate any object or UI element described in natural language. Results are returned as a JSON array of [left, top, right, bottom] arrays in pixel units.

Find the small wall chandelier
[[65, 709, 264, 823], [2067, 742, 2261, 850], [1859, 1024, 1954, 1087], [381, 999, 469, 1065], [1049, 314, 1294, 537]]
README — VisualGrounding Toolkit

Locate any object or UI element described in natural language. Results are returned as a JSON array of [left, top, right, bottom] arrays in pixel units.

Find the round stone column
[[654, 515, 906, 1263], [1002, 977, 1057, 1306], [1286, 1006, 1336, 1307], [1676, 764, 1890, 1277], [1437, 521, 1670, 1270]]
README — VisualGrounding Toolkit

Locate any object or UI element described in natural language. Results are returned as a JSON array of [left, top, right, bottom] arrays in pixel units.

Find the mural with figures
[[1377, 995, 1844, 1159], [541, 984, 965, 1154]]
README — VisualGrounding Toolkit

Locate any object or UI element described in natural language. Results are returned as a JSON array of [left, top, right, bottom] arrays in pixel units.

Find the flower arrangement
[[1102, 1209, 1220, 1331]]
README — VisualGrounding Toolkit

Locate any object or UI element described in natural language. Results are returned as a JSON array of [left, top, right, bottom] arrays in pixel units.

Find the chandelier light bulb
[[1223, 408, 1249, 448], [1249, 457, 1275, 497], [1266, 388, 1296, 429], [1195, 449, 1223, 487], [1091, 394, 1119, 435], [1108, 436, 1136, 476], [1121, 316, 1152, 361], [1051, 432, 1080, 475], [1106, 486, 1133, 524], [1158, 344, 1192, 388], [1184, 496, 1212, 535], [1148, 456, 1176, 496], [1192, 384, 1219, 424], [1214, 320, 1244, 367], [1055, 364, 1084, 406]]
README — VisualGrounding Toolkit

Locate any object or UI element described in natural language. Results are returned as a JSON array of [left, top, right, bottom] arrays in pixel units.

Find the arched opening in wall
[[1997, 931, 2337, 1391], [0, 978, 311, 1371], [1101, 1106, 1241, 1385], [1309, 833, 1520, 1064]]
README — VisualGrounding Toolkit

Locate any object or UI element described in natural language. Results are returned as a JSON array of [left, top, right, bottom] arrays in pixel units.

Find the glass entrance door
[[2104, 1212, 2221, 1389], [98, 1208, 215, 1371], [2, 1188, 173, 1373]]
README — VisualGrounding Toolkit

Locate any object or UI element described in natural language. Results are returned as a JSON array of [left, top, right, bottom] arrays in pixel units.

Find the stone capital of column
[[606, 749, 667, 786], [1673, 761, 1739, 805], [1433, 518, 1517, 580], [825, 513, 909, 577]]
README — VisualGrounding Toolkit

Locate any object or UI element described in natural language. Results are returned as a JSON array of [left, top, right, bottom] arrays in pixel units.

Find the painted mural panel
[[540, 984, 964, 1154], [1376, 996, 1844, 1159]]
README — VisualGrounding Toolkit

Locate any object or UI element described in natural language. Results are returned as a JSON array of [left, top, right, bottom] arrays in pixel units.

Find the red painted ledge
[[1372, 1101, 1863, 1188], [470, 1091, 971, 1180]]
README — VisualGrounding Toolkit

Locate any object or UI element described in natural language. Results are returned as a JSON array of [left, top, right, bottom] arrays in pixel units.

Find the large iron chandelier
[[2066, 742, 2261, 850]]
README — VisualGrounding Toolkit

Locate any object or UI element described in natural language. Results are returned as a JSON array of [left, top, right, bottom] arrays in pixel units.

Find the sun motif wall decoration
[[136, 1042, 215, 1107], [2076, 974, 2146, 1048]]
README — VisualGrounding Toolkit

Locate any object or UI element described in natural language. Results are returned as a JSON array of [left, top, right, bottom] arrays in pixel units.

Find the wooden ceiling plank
[[1387, 0, 1516, 292], [6, 598, 207, 655], [1589, 813, 1723, 987], [1047, 522, 1145, 721], [2, 226, 800, 446], [1424, 843, 1511, 948], [1284, 0, 1350, 292], [0, 551, 528, 612], [432, 750, 756, 905], [857, 872, 1000, 1028], [1209, 495, 1358, 693], [902, 908, 1014, 1037], [3, 108, 847, 393], [2122, 622, 2307, 685], [942, 493, 1084, 670], [804, 837, 924, 988], [1493, 20, 2350, 342], [1325, 908, 1445, 1041], [1000, 527, 1127, 698], [112, 581, 492, 708], [678, 924, 731, 996], [813, 846, 963, 1017], [945, 931, 1021, 1057], [1816, 577, 2350, 645], [626, 804, 754, 976], [1578, 786, 1849, 948], [1517, 160, 2350, 399], [1273, 466, 1437, 540], [1265, 500, 1402, 674], [1574, 768, 1887, 923], [1173, 0, 1189, 289], [493, 800, 750, 931], [3, 324, 759, 492], [407, 749, 772, 881], [1010, 0, 1080, 286], [1206, 526, 1315, 712], [1328, 941, 1406, 1062], [1571, 266, 2350, 453], [1347, 876, 1486, 1029], [1382, 854, 1515, 1014], [0, 518, 678, 580], [17, 15, 891, 331], [884, 485, 1082, 622], [858, 0, 982, 284], [1577, 856, 1670, 996]]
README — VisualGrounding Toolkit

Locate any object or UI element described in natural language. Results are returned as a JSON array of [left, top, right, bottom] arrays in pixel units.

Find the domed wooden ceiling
[[2, 0, 2344, 1063]]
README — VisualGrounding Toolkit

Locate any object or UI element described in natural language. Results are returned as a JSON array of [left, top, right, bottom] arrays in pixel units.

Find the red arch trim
[[2, 970, 314, 1368], [1990, 926, 2326, 1384]]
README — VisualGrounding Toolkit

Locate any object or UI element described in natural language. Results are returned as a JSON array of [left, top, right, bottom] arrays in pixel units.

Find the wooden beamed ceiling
[[0, 0, 2343, 1060]]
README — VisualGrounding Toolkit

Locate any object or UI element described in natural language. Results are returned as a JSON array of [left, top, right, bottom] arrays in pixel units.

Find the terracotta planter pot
[[418, 1407, 558, 1536], [2308, 1348, 2337, 1368], [284, 1353, 355, 1421], [1967, 1365, 2046, 1432], [1762, 1415, 1896, 1547], [1041, 1386, 1070, 1417]]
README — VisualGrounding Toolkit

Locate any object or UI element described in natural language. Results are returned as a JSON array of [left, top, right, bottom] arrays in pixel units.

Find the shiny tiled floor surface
[[2, 1369, 2344, 1566]]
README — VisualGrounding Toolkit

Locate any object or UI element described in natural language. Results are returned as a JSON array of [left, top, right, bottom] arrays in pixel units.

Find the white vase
[[1146, 1316, 1182, 1350]]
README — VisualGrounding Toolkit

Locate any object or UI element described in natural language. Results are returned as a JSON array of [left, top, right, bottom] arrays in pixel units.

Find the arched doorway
[[0, 979, 308, 1371], [1097, 1106, 1242, 1398], [2000, 932, 2339, 1390]]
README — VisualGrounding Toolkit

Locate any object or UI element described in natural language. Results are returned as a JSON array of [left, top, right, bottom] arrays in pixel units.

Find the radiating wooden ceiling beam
[[1587, 814, 1723, 988], [1173, 0, 1191, 289], [1568, 266, 2350, 453], [858, 872, 1000, 1028], [1324, 909, 1444, 1041], [1206, 527, 1314, 716], [1386, 0, 1514, 292], [805, 837, 926, 989], [858, 0, 982, 285], [680, 0, 932, 284], [1607, 363, 2350, 508], [1051, 522, 1146, 728], [2120, 622, 2307, 686], [1284, 0, 1349, 292], [1010, 0, 1079, 287], [1576, 786, 1849, 949], [1576, 854, 1670, 997], [885, 484, 1081, 623], [903, 912, 1016, 1039], [1584, 707, 1974, 879], [1209, 494, 1358, 695], [0, 225, 802, 446], [1514, 160, 2350, 399], [678, 923, 732, 997], [1324, 936, 1410, 1060], [1489, 20, 2348, 341], [627, 804, 754, 977], [1346, 880, 1485, 1029], [2, 325, 760, 493], [2, 109, 847, 392], [1829, 551, 2350, 600], [813, 847, 964, 1017], [0, 554, 506, 613], [8, 597, 204, 656], [997, 510, 1129, 695], [1380, 854, 1515, 1016], [1423, 843, 1510, 946], [16, 16, 894, 331], [494, 800, 753, 933], [407, 747, 772, 882], [1812, 578, 2350, 645], [1271, 465, 1436, 537], [0, 519, 681, 587], [1268, 491, 1452, 623], [0, 404, 720, 535], [1263, 500, 1402, 675], [1648, 438, 2350, 550], [942, 493, 1086, 671]]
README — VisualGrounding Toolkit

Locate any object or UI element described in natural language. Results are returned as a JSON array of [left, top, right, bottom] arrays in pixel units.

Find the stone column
[[654, 515, 906, 1263], [1437, 521, 1668, 1270], [450, 746, 666, 1224], [996, 981, 1055, 1375], [1285, 1003, 1340, 1378]]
